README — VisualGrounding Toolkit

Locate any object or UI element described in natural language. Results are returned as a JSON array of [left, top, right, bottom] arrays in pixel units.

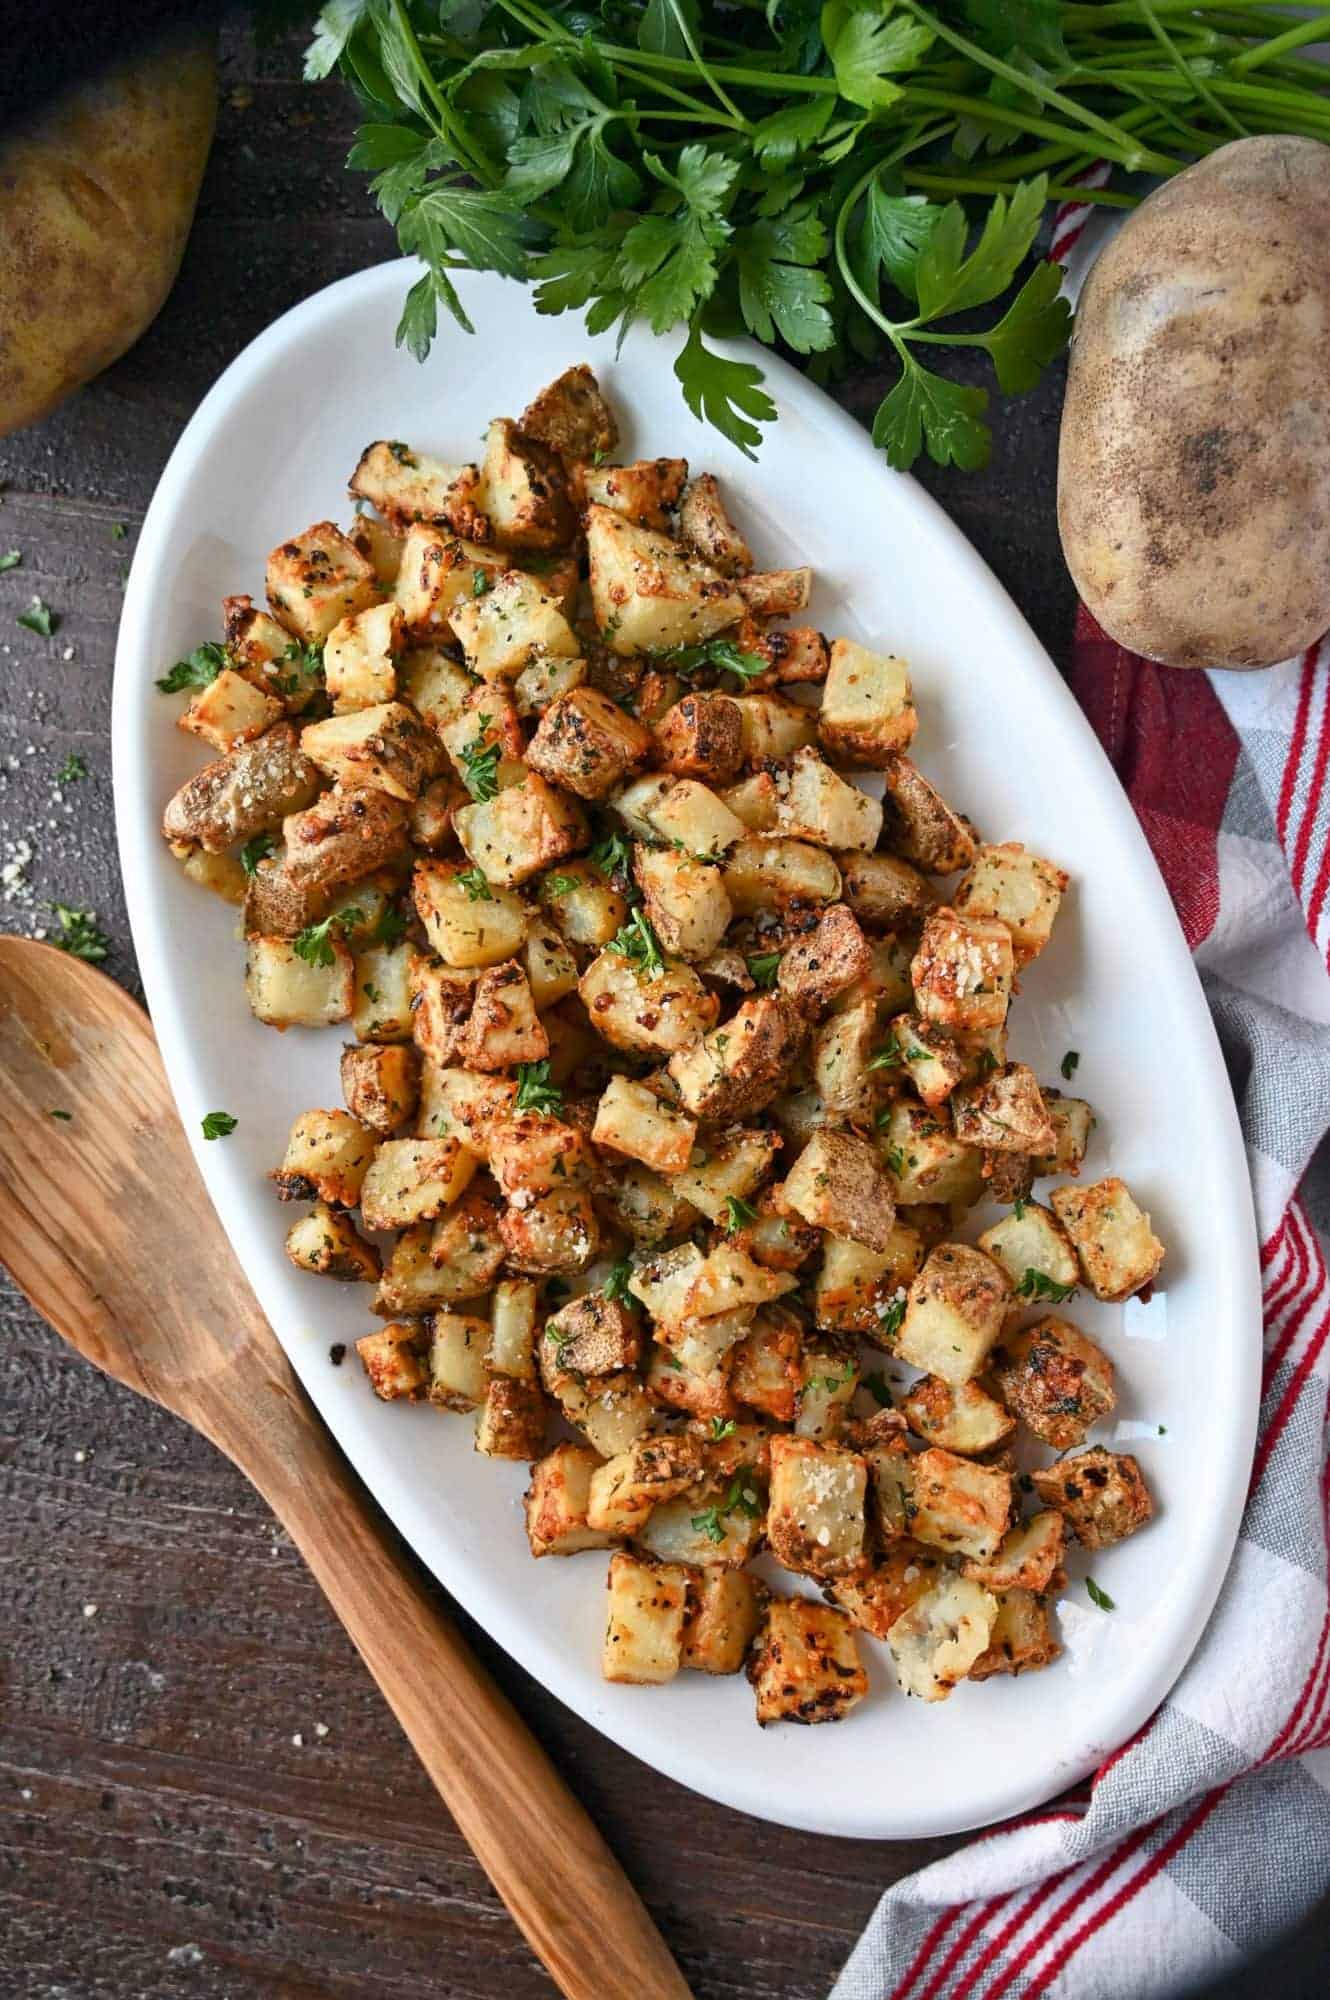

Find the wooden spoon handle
[[242, 1406, 693, 2000]]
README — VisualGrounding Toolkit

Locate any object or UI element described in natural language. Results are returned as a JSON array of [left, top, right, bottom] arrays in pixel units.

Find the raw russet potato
[[0, 34, 216, 436], [1058, 135, 1330, 672]]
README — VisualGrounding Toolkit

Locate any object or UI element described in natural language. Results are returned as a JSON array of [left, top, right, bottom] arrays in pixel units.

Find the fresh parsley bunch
[[304, 1, 1330, 472]]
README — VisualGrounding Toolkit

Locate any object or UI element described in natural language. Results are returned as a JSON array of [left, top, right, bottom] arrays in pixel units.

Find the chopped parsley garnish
[[471, 567, 491, 596], [661, 638, 766, 684], [1086, 1577, 1116, 1612], [514, 1059, 562, 1115], [723, 1194, 758, 1235], [884, 1144, 906, 1179], [1061, 1049, 1080, 1081], [459, 720, 501, 801], [603, 1256, 634, 1303], [201, 1110, 238, 1140], [589, 830, 632, 880], [49, 1108, 72, 1122], [746, 951, 782, 990], [1014, 1268, 1078, 1304], [691, 1475, 761, 1544], [156, 641, 227, 692], [239, 832, 275, 876], [869, 1035, 903, 1071], [49, 903, 109, 962], [877, 1295, 907, 1342], [282, 639, 326, 689], [17, 596, 57, 637], [111, 523, 127, 542], [457, 866, 493, 903], [0, 549, 20, 571], [813, 1360, 856, 1393], [607, 907, 665, 978], [709, 1416, 737, 1440], [862, 1371, 894, 1408], [293, 906, 365, 967], [1012, 1197, 1027, 1220], [373, 903, 408, 948], [542, 873, 580, 900], [56, 753, 87, 785]]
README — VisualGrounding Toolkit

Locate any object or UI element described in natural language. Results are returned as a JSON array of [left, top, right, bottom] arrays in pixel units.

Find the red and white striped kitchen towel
[[835, 198, 1330, 2000]]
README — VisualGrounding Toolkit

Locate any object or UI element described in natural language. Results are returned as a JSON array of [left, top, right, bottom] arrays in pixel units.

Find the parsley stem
[[903, 86, 1173, 172], [1133, 0, 1248, 138], [658, 0, 749, 129], [1229, 14, 1330, 73], [903, 172, 1137, 210], [392, 0, 496, 185]]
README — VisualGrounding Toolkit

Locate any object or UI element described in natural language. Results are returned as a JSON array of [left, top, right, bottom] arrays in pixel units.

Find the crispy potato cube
[[681, 1569, 764, 1673], [977, 1201, 1080, 1297], [349, 441, 486, 536], [587, 504, 744, 656], [579, 456, 687, 531], [1032, 1448, 1154, 1550], [487, 1113, 591, 1202], [887, 1575, 998, 1702], [593, 1074, 696, 1175], [858, 1418, 916, 1540], [579, 947, 717, 1056], [882, 1015, 966, 1111], [516, 923, 575, 1015], [356, 1321, 426, 1399], [271, 1109, 375, 1206], [773, 746, 882, 852], [982, 1149, 1035, 1206], [657, 1309, 755, 1383], [266, 521, 380, 643], [1032, 1091, 1094, 1178], [646, 778, 748, 861], [838, 850, 933, 932], [730, 692, 818, 762], [879, 1100, 984, 1210], [281, 785, 410, 896], [668, 994, 807, 1123], [413, 859, 528, 968], [540, 1294, 641, 1388], [993, 1316, 1115, 1451], [676, 473, 752, 576], [488, 1277, 539, 1381], [819, 641, 917, 765], [908, 1448, 1012, 1561], [732, 569, 809, 620], [901, 1376, 1015, 1456], [426, 1187, 506, 1298], [882, 757, 977, 875], [178, 667, 284, 751], [744, 624, 829, 689], [519, 363, 618, 461], [955, 842, 1068, 966], [717, 770, 779, 833], [351, 940, 414, 1045], [1050, 1178, 1165, 1302], [654, 693, 744, 784], [223, 593, 316, 707], [475, 1376, 548, 1460], [540, 860, 630, 949], [323, 600, 403, 714], [813, 1229, 923, 1336], [286, 1202, 381, 1283], [301, 701, 438, 801], [499, 1186, 601, 1274], [427, 1311, 490, 1412], [766, 1437, 867, 1580], [897, 1243, 1011, 1386], [749, 1598, 867, 1725], [479, 418, 574, 551], [682, 1243, 795, 1320], [346, 514, 406, 588], [394, 527, 508, 642], [633, 845, 731, 962], [526, 686, 653, 800], [780, 1129, 897, 1253], [514, 652, 587, 718], [162, 723, 321, 854], [245, 935, 354, 1029], [601, 1163, 700, 1246], [951, 1063, 1055, 1154], [672, 1128, 780, 1224], [636, 1486, 762, 1568], [525, 1442, 618, 1557], [730, 1314, 802, 1424], [360, 1136, 477, 1232], [373, 1225, 470, 1315], [722, 836, 840, 914], [409, 959, 476, 1066], [459, 961, 548, 1070], [414, 1064, 516, 1151], [172, 842, 250, 905], [603, 1552, 689, 1685], [735, 1192, 821, 1269], [340, 1042, 420, 1134], [964, 1511, 1066, 1595], [911, 908, 1014, 1036], [776, 905, 871, 1020], [447, 569, 579, 683], [587, 1435, 707, 1536], [610, 772, 677, 840], [627, 1241, 705, 1322], [811, 998, 877, 1120], [795, 1340, 859, 1442], [826, 1542, 948, 1638], [969, 1589, 1061, 1680], [646, 1345, 737, 1422], [558, 1372, 655, 1459], [400, 647, 472, 737]]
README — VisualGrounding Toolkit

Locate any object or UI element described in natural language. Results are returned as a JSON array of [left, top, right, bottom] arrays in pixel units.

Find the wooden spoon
[[0, 936, 693, 2000]]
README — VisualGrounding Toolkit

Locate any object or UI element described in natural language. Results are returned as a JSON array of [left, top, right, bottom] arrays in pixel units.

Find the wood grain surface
[[0, 24, 1077, 2000]]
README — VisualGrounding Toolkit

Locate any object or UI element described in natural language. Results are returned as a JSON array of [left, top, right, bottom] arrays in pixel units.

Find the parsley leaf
[[855, 182, 943, 303], [674, 321, 776, 462], [49, 1108, 72, 1121], [293, 906, 364, 967], [18, 597, 58, 638], [542, 873, 580, 900], [1014, 1268, 1078, 1304], [607, 907, 665, 977], [724, 1194, 758, 1234], [709, 1414, 737, 1440], [869, 1035, 903, 1071], [746, 951, 782, 990], [515, 1060, 562, 1115], [373, 903, 408, 949], [459, 723, 502, 802], [239, 832, 275, 877], [660, 637, 767, 683], [0, 549, 20, 572], [862, 1370, 895, 1408], [823, 0, 935, 108], [691, 1473, 761, 1544], [1086, 1577, 1116, 1612], [56, 753, 87, 785], [877, 1295, 907, 1342], [872, 360, 991, 474], [1013, 1196, 1027, 1220], [201, 1110, 238, 1141], [603, 1256, 634, 1303], [589, 831, 633, 880], [734, 207, 835, 355], [156, 642, 227, 694], [49, 904, 108, 962], [457, 866, 494, 903], [1061, 1049, 1080, 1081]]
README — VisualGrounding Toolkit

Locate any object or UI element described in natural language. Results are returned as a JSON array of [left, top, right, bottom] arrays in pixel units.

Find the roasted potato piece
[[266, 521, 380, 644], [340, 1042, 420, 1135], [425, 1186, 508, 1299], [773, 746, 882, 852], [579, 456, 688, 531], [587, 504, 745, 656], [540, 858, 630, 948], [654, 693, 744, 785], [475, 1375, 548, 1460], [586, 1434, 706, 1535], [878, 1099, 984, 1210], [526, 686, 653, 800], [300, 701, 439, 802], [969, 1589, 1061, 1681], [162, 723, 321, 854], [282, 784, 410, 892], [730, 691, 818, 763], [487, 1112, 592, 1202], [646, 778, 748, 860], [558, 1370, 655, 1461], [633, 846, 732, 962], [525, 1442, 619, 1557], [671, 1128, 781, 1225], [900, 1376, 1015, 1456], [951, 1062, 1055, 1155], [1032, 1091, 1095, 1178], [360, 1136, 477, 1232], [668, 994, 807, 1122], [838, 850, 933, 931], [721, 836, 841, 914], [178, 667, 284, 752], [540, 1294, 641, 1388], [776, 904, 871, 1019], [356, 1321, 426, 1399], [887, 1575, 997, 1703], [413, 859, 528, 968], [346, 514, 406, 589], [394, 527, 508, 643], [323, 600, 403, 714], [977, 1201, 1080, 1299], [729, 1314, 803, 1424], [896, 1243, 1011, 1386], [479, 418, 574, 552], [911, 907, 1014, 1036], [954, 842, 1068, 966], [881, 757, 977, 874], [223, 594, 318, 710], [242, 856, 329, 938], [415, 1064, 517, 1152], [1031, 1448, 1154, 1550], [887, 1015, 970, 1110], [735, 568, 812, 619], [676, 473, 753, 576], [519, 363, 618, 462], [813, 1227, 923, 1336], [245, 934, 354, 1029], [826, 1540, 947, 1638], [818, 640, 917, 765], [286, 1203, 381, 1284], [795, 1339, 859, 1442], [593, 1074, 696, 1175], [749, 1598, 867, 1725], [964, 1511, 1066, 1595], [766, 1436, 868, 1580], [458, 961, 549, 1070], [580, 947, 717, 1056], [779, 1128, 897, 1253], [603, 1552, 689, 1684], [993, 1316, 1115, 1450], [499, 1186, 602, 1274], [906, 1448, 1012, 1563], [681, 1568, 765, 1674], [1050, 1177, 1165, 1302], [427, 1311, 491, 1412], [349, 440, 487, 537]]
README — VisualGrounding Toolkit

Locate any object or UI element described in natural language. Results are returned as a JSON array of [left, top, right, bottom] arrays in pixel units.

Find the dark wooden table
[[0, 27, 1077, 2000]]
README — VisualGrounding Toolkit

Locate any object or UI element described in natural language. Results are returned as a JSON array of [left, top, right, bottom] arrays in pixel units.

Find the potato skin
[[0, 34, 217, 436], [1058, 135, 1330, 671]]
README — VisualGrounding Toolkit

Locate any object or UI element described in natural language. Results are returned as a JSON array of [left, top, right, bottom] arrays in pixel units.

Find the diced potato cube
[[479, 418, 574, 551], [645, 1345, 735, 1422], [579, 947, 717, 1056], [519, 363, 618, 462], [223, 593, 314, 706], [301, 701, 438, 801], [173, 842, 250, 904], [977, 1201, 1080, 1297], [579, 455, 687, 530], [348, 440, 487, 535], [539, 860, 629, 949], [749, 1598, 867, 1725], [475, 1376, 548, 1460], [286, 1202, 381, 1283], [428, 1311, 490, 1412], [526, 686, 653, 800], [323, 600, 403, 713], [359, 1136, 477, 1232], [179, 667, 284, 751], [812, 998, 877, 1120], [633, 845, 731, 961], [668, 995, 807, 1123], [351, 941, 414, 1045], [735, 567, 812, 619], [722, 836, 840, 913], [340, 1041, 420, 1134], [766, 1436, 867, 1579], [266, 521, 380, 643], [729, 1314, 803, 1424], [909, 1447, 1012, 1561], [346, 514, 406, 588], [672, 1129, 780, 1224], [896, 1243, 1011, 1385], [602, 1163, 700, 1245], [610, 773, 677, 840], [681, 1569, 765, 1674], [356, 1321, 426, 1399], [676, 472, 753, 576], [373, 1225, 473, 1315], [887, 1015, 970, 1109], [245, 935, 353, 1029], [964, 1511, 1066, 1595], [487, 1114, 591, 1203], [636, 1485, 762, 1568], [681, 1243, 795, 1320], [777, 905, 871, 1018], [780, 1129, 896, 1252], [627, 1242, 704, 1322], [795, 1340, 859, 1442], [878, 1100, 984, 1209], [718, 771, 779, 833], [838, 849, 934, 930], [458, 961, 548, 1070], [954, 842, 1068, 966], [900, 1376, 1015, 1456], [1050, 1177, 1165, 1302], [540, 1294, 641, 1387], [587, 1435, 707, 1536], [488, 1278, 540, 1381], [813, 1230, 922, 1336], [415, 1063, 517, 1152], [557, 1372, 655, 1459], [951, 1063, 1055, 1154], [593, 1074, 696, 1175], [400, 646, 473, 733], [394, 526, 508, 641], [413, 859, 528, 968], [453, 774, 587, 891], [271, 1108, 375, 1206], [993, 1315, 1115, 1450], [525, 1442, 619, 1558], [729, 692, 818, 763], [773, 746, 881, 852], [603, 1552, 689, 1684], [911, 907, 1014, 1035], [886, 1575, 997, 1702], [281, 785, 410, 896], [586, 504, 744, 656], [654, 693, 744, 784], [818, 640, 917, 765], [449, 569, 580, 681], [426, 1186, 506, 1299], [826, 1541, 948, 1638], [162, 723, 321, 855], [969, 1589, 1062, 1680], [881, 757, 977, 875], [646, 777, 748, 859], [514, 653, 587, 717], [1032, 1091, 1094, 1178], [1031, 1448, 1154, 1550], [498, 1186, 601, 1274]]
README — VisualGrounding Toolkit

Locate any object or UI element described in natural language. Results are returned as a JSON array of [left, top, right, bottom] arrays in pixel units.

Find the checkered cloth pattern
[[835, 193, 1330, 2000]]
